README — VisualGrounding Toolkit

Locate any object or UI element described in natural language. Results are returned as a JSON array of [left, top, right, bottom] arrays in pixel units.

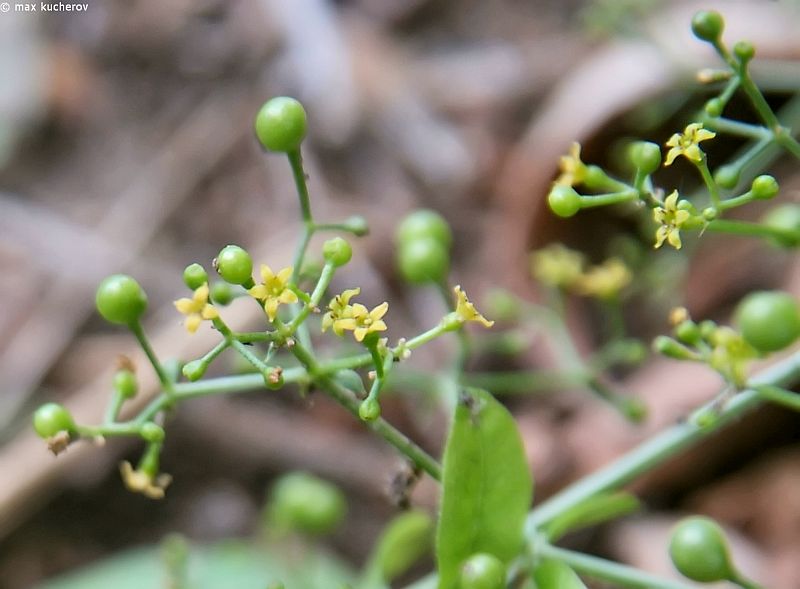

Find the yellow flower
[[454, 286, 494, 328], [575, 258, 632, 299], [322, 288, 361, 336], [556, 142, 588, 187], [248, 265, 298, 321], [709, 326, 756, 387], [119, 461, 172, 500], [334, 302, 389, 342], [174, 283, 219, 333], [531, 244, 585, 288], [653, 190, 692, 249], [664, 123, 715, 166]]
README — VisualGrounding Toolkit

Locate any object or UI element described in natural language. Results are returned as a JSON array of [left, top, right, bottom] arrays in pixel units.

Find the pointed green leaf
[[543, 492, 640, 542], [363, 509, 434, 586], [436, 389, 534, 589], [532, 559, 588, 589]]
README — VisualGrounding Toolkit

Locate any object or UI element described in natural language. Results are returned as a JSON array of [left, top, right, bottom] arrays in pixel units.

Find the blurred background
[[2, 0, 800, 587]]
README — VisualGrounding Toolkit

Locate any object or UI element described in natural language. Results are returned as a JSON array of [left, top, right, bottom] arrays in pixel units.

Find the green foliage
[[436, 389, 533, 589], [363, 510, 434, 585], [531, 560, 588, 589]]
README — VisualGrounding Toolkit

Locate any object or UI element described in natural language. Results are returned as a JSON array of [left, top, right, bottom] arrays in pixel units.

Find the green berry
[[269, 472, 346, 535], [141, 422, 165, 443], [669, 516, 734, 582], [734, 40, 755, 63], [342, 215, 369, 236], [95, 274, 148, 326], [652, 336, 695, 360], [33, 403, 75, 438], [705, 97, 724, 117], [628, 141, 661, 175], [254, 97, 307, 153], [458, 553, 505, 589], [210, 281, 234, 305], [675, 320, 701, 345], [183, 263, 208, 290], [736, 290, 800, 352], [182, 359, 207, 382], [750, 175, 778, 200], [113, 369, 138, 399], [547, 185, 582, 218], [691, 10, 724, 42], [762, 204, 800, 247], [714, 165, 740, 189], [359, 398, 381, 421], [583, 165, 609, 190], [397, 237, 450, 284], [322, 237, 353, 267], [215, 245, 253, 285], [396, 209, 453, 250]]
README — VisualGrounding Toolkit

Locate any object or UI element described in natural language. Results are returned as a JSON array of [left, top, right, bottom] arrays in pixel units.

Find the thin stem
[[704, 117, 770, 140], [129, 321, 173, 393], [288, 262, 335, 332], [527, 348, 800, 529], [579, 190, 639, 209], [104, 391, 126, 424], [754, 384, 800, 412], [695, 157, 720, 208], [287, 149, 312, 223], [707, 218, 800, 242], [535, 544, 695, 589]]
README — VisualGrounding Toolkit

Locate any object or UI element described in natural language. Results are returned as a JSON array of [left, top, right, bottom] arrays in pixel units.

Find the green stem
[[718, 190, 754, 211], [230, 339, 270, 378], [695, 157, 721, 208], [704, 117, 769, 140], [579, 190, 639, 209], [527, 348, 800, 529], [535, 544, 695, 589], [288, 262, 336, 332], [730, 571, 766, 589], [754, 384, 800, 412], [104, 391, 126, 424], [129, 321, 173, 393], [707, 218, 800, 242]]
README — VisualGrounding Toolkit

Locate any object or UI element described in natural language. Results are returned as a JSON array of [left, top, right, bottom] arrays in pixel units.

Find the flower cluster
[[322, 288, 389, 342], [531, 244, 631, 300]]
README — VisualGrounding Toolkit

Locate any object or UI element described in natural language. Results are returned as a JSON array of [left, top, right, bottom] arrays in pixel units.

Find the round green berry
[[734, 40, 755, 63], [669, 516, 734, 582], [215, 245, 253, 285], [269, 472, 346, 535], [736, 290, 800, 353], [396, 209, 453, 250], [750, 175, 778, 200], [762, 204, 800, 247], [547, 185, 582, 218], [182, 359, 207, 382], [342, 215, 369, 236], [141, 422, 165, 443], [458, 553, 505, 589], [33, 403, 75, 438], [628, 141, 661, 175], [322, 237, 353, 267], [359, 398, 381, 421], [714, 165, 740, 189], [254, 97, 307, 153], [95, 274, 148, 326], [691, 10, 724, 42], [705, 98, 724, 117], [113, 369, 138, 399], [397, 237, 450, 284], [209, 281, 234, 305], [183, 263, 208, 290]]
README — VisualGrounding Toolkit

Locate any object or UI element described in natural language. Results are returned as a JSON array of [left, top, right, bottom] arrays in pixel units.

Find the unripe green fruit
[[269, 472, 346, 535], [705, 98, 724, 117], [342, 215, 369, 236], [714, 165, 740, 189], [397, 237, 450, 284], [215, 245, 253, 285], [182, 359, 207, 382], [322, 237, 353, 267], [141, 422, 165, 443], [762, 204, 800, 247], [691, 10, 724, 42], [751, 175, 779, 200], [734, 40, 755, 62], [254, 97, 308, 153], [396, 209, 453, 250], [458, 553, 505, 589], [209, 281, 234, 306], [33, 403, 75, 438], [675, 320, 701, 345], [628, 141, 661, 175], [669, 516, 734, 582], [548, 185, 582, 218], [736, 290, 800, 352], [113, 369, 138, 399], [359, 398, 381, 421], [95, 274, 148, 325], [183, 263, 208, 290]]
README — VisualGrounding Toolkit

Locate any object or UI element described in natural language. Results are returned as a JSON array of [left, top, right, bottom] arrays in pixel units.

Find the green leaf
[[543, 492, 640, 542], [436, 388, 534, 589], [364, 509, 434, 585], [531, 559, 588, 589]]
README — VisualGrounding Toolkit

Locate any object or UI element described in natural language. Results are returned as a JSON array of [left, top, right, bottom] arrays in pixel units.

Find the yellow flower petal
[[174, 298, 196, 314], [185, 314, 202, 333], [249, 285, 268, 300]]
